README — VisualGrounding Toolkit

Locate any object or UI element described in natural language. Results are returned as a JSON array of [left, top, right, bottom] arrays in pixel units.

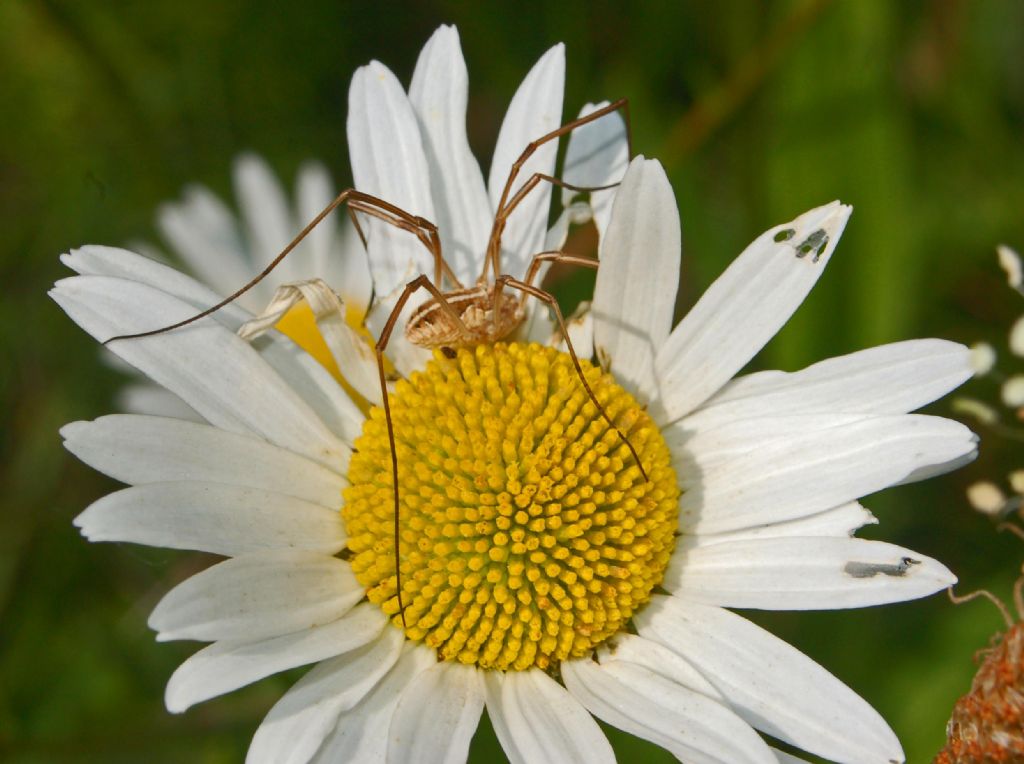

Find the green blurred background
[[3, 0, 1024, 761]]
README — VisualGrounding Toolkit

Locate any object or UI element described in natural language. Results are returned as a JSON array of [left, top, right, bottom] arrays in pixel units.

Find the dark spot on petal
[[774, 228, 796, 243], [795, 229, 829, 262], [441, 346, 457, 359], [844, 557, 920, 578]]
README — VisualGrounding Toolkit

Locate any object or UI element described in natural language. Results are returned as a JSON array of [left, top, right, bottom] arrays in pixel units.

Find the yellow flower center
[[342, 342, 679, 671]]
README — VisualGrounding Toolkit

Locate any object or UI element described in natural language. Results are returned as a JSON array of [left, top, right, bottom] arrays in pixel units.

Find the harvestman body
[[108, 98, 647, 623]]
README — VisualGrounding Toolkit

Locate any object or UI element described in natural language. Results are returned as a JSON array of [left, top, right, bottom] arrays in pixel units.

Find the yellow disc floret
[[343, 342, 679, 671]]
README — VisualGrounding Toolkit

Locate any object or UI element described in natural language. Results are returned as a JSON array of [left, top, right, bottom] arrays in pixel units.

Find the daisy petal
[[312, 645, 436, 764], [294, 161, 337, 280], [60, 247, 365, 446], [562, 101, 630, 239], [50, 275, 351, 469], [74, 481, 346, 556], [562, 658, 775, 764], [654, 202, 852, 422], [488, 44, 565, 280], [409, 25, 491, 286], [116, 383, 201, 421], [552, 303, 593, 359], [686, 502, 877, 547], [365, 287, 433, 378], [348, 61, 436, 296], [295, 161, 373, 316], [62, 415, 344, 503], [679, 414, 977, 534], [686, 339, 973, 431], [156, 186, 254, 306], [247, 627, 404, 764], [636, 596, 904, 763], [595, 634, 723, 701], [234, 153, 295, 275], [666, 537, 955, 609], [593, 157, 680, 402], [148, 550, 362, 642], [387, 662, 485, 764], [166, 603, 386, 713], [484, 669, 615, 764]]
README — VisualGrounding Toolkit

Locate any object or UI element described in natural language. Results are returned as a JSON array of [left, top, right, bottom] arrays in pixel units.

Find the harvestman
[[108, 98, 648, 623]]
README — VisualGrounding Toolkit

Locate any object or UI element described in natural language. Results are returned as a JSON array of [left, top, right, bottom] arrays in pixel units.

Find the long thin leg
[[373, 275, 474, 628], [484, 98, 631, 281], [485, 175, 622, 274], [521, 250, 598, 293], [104, 189, 459, 344], [494, 274, 649, 482]]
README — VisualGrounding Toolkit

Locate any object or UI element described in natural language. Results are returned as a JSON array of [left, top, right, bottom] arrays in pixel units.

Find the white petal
[[60, 246, 365, 447], [408, 25, 492, 286], [654, 202, 852, 422], [387, 662, 484, 764], [116, 383, 201, 421], [488, 44, 565, 280], [552, 303, 593, 360], [247, 627, 404, 764], [51, 275, 351, 470], [234, 154, 295, 275], [682, 339, 973, 432], [593, 157, 680, 402], [677, 414, 977, 534], [594, 634, 723, 701], [312, 644, 436, 764], [166, 603, 387, 713], [149, 550, 363, 642], [667, 536, 955, 609], [562, 658, 774, 764], [75, 481, 345, 557], [365, 286, 432, 378], [296, 162, 373, 317], [562, 101, 630, 239], [635, 596, 904, 763], [348, 61, 436, 296], [294, 161, 335, 282], [686, 502, 877, 547], [156, 186, 256, 307], [62, 415, 344, 504], [484, 670, 614, 764], [238, 279, 381, 406]]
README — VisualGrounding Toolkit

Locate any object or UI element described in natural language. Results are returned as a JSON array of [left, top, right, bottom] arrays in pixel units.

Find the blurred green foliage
[[3, 0, 1024, 761]]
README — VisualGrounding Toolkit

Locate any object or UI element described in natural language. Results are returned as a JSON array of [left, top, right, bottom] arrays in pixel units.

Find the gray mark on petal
[[794, 229, 829, 262], [844, 557, 920, 578]]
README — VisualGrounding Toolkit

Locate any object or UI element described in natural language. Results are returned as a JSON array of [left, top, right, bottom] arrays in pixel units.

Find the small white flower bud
[[969, 343, 997, 376], [1001, 375, 1024, 407], [967, 481, 1007, 516], [997, 244, 1022, 289]]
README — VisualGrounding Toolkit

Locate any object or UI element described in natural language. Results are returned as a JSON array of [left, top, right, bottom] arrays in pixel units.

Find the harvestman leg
[[373, 275, 473, 627], [484, 98, 631, 280], [493, 259, 650, 483], [104, 189, 460, 343]]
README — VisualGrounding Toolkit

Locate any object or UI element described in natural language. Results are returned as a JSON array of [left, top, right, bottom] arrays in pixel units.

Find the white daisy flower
[[55, 25, 977, 764]]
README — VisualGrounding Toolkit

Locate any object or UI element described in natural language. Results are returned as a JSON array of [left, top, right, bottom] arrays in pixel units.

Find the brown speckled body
[[404, 284, 524, 348], [935, 621, 1024, 764]]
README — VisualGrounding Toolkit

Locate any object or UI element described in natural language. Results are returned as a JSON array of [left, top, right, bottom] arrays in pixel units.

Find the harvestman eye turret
[[106, 98, 649, 625]]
